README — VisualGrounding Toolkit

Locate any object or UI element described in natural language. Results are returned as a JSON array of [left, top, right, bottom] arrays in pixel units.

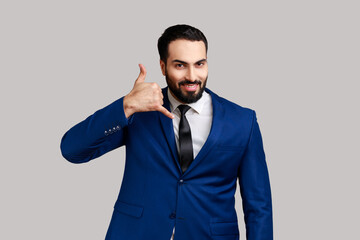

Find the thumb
[[134, 63, 147, 84]]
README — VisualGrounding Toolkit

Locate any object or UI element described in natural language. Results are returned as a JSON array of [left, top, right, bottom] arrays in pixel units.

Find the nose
[[185, 66, 196, 82]]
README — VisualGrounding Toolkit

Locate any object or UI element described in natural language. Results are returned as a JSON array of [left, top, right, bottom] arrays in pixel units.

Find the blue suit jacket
[[60, 88, 273, 240]]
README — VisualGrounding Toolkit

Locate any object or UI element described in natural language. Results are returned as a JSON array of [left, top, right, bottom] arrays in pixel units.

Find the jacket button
[[169, 213, 176, 219], [104, 130, 109, 136]]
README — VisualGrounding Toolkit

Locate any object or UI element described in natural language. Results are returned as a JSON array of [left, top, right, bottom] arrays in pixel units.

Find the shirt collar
[[167, 88, 209, 114]]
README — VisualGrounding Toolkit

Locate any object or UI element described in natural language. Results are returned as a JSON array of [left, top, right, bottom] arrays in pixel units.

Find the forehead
[[167, 39, 207, 63]]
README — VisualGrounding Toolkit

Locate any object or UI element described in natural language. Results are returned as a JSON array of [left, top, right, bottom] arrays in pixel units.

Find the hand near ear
[[123, 64, 174, 119]]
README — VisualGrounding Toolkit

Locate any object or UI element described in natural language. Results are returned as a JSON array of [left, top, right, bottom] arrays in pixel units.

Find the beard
[[166, 74, 207, 104]]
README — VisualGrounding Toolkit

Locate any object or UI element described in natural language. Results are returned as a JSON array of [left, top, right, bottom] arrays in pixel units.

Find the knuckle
[[151, 82, 159, 89]]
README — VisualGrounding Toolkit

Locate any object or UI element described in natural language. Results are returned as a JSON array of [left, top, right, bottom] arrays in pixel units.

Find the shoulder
[[206, 88, 255, 118]]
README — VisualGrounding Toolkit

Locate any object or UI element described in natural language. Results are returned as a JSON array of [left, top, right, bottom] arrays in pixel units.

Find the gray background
[[1, 0, 359, 239]]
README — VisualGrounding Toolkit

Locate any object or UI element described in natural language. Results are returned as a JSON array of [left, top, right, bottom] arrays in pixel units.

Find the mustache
[[179, 80, 202, 86]]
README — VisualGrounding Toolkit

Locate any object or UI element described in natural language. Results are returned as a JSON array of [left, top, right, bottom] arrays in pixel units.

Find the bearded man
[[61, 24, 273, 240]]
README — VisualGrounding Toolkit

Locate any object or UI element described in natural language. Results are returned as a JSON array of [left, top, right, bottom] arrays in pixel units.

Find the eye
[[196, 62, 205, 67], [175, 63, 184, 68]]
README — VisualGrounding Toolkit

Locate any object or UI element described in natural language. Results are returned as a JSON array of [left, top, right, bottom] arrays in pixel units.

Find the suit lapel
[[159, 88, 181, 171], [183, 89, 224, 177]]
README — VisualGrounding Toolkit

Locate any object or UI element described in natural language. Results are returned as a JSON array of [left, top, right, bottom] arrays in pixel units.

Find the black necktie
[[178, 105, 194, 173]]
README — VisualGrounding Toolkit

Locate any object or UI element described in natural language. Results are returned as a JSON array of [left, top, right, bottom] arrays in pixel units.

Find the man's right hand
[[123, 64, 174, 119]]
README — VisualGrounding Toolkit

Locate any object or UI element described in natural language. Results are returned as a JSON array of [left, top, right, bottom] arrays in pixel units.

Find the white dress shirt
[[167, 88, 213, 239], [168, 88, 213, 159]]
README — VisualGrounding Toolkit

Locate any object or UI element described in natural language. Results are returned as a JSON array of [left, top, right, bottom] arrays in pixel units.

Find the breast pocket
[[210, 219, 239, 240], [215, 145, 243, 152]]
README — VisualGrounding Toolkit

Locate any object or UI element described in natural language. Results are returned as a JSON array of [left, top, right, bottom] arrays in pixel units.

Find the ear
[[160, 59, 166, 76]]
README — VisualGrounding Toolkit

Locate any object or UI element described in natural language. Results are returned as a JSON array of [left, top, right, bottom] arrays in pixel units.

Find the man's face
[[160, 39, 208, 104]]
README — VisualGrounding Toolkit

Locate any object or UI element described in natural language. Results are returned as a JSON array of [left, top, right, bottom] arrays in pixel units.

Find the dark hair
[[157, 24, 208, 62]]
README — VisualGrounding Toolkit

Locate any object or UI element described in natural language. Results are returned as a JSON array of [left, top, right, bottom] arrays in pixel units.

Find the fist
[[123, 64, 174, 119]]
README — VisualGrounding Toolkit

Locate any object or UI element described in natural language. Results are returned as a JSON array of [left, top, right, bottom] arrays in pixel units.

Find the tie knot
[[178, 105, 191, 115]]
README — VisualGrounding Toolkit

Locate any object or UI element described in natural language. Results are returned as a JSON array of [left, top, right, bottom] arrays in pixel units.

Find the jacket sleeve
[[60, 97, 130, 164], [238, 111, 273, 240]]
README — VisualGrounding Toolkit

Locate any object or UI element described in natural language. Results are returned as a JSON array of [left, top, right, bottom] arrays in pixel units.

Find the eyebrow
[[172, 59, 207, 65]]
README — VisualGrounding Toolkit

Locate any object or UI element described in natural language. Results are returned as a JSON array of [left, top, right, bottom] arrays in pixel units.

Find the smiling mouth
[[179, 80, 201, 91], [181, 83, 199, 91]]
